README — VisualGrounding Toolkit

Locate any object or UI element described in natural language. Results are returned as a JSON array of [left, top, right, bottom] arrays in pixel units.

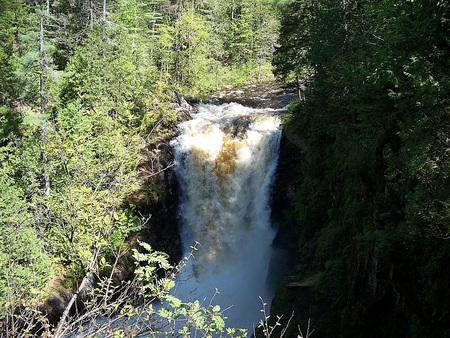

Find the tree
[[272, 0, 314, 96], [0, 0, 290, 335], [174, 5, 215, 92], [0, 152, 53, 336], [273, 0, 450, 336]]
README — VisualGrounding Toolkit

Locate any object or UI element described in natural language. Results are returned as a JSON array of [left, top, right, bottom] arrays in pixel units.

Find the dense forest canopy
[[272, 0, 449, 337], [0, 0, 283, 335]]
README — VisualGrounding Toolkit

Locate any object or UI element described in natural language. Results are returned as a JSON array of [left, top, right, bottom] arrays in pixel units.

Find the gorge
[[1, 0, 449, 336]]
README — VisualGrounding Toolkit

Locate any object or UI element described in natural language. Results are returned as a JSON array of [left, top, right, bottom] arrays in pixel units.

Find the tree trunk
[[53, 249, 101, 338], [89, 0, 94, 29], [102, 0, 106, 38], [231, 0, 236, 20], [257, 45, 263, 83], [39, 0, 50, 196], [39, 0, 45, 117]]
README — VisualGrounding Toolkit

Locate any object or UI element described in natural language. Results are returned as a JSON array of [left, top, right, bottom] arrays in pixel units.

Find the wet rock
[[172, 90, 197, 115]]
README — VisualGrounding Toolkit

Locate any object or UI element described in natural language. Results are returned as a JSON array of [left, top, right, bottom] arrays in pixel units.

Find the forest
[[0, 0, 449, 337], [271, 0, 450, 337], [0, 0, 281, 336]]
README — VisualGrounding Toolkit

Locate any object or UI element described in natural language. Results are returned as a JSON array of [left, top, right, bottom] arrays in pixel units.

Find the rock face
[[271, 133, 304, 252], [267, 131, 311, 336], [134, 141, 183, 263], [130, 91, 198, 263]]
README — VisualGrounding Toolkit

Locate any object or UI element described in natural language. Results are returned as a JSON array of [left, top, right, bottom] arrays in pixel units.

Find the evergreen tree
[[0, 0, 287, 334], [273, 0, 450, 336]]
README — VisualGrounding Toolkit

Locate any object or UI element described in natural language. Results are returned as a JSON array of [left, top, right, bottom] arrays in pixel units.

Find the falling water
[[171, 102, 283, 333]]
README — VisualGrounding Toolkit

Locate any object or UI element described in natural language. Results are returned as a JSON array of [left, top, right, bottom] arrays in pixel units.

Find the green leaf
[[165, 294, 182, 308]]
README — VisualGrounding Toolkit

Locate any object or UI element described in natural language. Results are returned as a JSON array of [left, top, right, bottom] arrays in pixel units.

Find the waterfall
[[171, 102, 282, 333]]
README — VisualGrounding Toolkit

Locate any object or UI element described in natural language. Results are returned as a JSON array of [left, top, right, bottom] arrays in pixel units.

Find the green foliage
[[133, 241, 173, 298], [62, 31, 158, 126], [130, 242, 248, 337], [175, 7, 216, 93], [0, 106, 21, 145], [275, 0, 450, 336], [272, 0, 313, 83], [0, 0, 286, 334], [0, 167, 53, 317], [0, 0, 34, 103], [37, 101, 143, 278]]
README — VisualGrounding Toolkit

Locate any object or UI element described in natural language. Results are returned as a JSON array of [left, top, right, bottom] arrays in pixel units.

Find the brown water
[[207, 81, 297, 109], [171, 101, 284, 334]]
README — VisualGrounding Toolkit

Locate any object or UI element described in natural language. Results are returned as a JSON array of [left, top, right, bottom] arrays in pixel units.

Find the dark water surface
[[205, 81, 298, 109]]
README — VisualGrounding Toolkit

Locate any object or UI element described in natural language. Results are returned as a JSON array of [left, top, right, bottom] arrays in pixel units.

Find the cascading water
[[171, 102, 283, 333]]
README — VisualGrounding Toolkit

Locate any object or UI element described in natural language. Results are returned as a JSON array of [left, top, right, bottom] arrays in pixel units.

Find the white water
[[171, 102, 282, 333]]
